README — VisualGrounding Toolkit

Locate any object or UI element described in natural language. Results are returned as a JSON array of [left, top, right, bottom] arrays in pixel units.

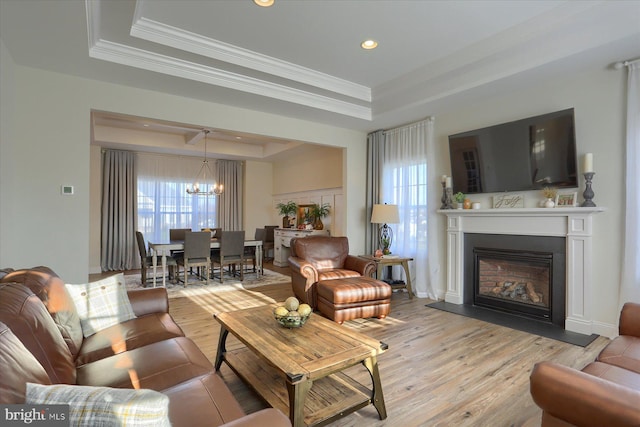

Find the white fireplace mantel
[[439, 207, 605, 335]]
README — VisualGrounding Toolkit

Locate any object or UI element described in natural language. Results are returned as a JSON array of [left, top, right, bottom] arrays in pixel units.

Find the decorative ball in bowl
[[273, 297, 312, 329]]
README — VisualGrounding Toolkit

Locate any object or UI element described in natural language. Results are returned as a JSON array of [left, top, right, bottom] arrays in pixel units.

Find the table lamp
[[371, 204, 400, 254]]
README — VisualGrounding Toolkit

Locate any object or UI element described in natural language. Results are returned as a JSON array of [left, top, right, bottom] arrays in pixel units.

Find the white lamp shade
[[371, 204, 399, 224]]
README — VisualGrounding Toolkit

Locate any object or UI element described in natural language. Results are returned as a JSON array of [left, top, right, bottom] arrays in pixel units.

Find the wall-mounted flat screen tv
[[448, 108, 578, 194]]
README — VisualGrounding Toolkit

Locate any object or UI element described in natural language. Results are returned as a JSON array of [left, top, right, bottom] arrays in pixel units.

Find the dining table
[[148, 239, 263, 287]]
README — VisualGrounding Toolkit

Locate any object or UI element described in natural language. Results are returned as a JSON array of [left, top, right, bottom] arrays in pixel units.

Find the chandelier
[[186, 130, 223, 196]]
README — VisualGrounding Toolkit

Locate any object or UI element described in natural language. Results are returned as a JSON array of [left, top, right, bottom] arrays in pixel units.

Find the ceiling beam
[[185, 131, 205, 145]]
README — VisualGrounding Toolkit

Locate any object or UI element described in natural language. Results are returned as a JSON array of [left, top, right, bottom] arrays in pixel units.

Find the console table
[[273, 228, 330, 267]]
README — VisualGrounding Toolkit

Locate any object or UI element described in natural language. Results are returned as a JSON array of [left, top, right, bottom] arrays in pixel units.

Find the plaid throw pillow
[[26, 383, 171, 426], [65, 273, 136, 337]]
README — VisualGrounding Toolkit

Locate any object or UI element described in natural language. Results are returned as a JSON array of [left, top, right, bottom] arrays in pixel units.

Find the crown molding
[[86, 0, 371, 120], [88, 39, 372, 120], [85, 0, 100, 48], [130, 14, 371, 102]]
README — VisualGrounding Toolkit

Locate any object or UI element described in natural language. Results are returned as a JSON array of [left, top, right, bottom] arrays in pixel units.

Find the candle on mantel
[[441, 175, 447, 184], [445, 177, 452, 188], [583, 153, 594, 173]]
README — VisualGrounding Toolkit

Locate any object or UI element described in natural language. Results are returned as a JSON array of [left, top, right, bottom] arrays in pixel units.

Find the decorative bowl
[[275, 312, 311, 328]]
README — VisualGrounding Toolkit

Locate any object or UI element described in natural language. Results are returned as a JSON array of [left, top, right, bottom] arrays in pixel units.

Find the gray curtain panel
[[366, 130, 385, 254], [216, 160, 243, 231], [101, 150, 138, 271]]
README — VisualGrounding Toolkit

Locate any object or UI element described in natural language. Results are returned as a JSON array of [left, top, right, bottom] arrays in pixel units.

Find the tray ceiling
[[2, 0, 638, 158]]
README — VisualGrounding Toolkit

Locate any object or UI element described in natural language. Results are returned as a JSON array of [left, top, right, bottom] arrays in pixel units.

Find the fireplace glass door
[[474, 248, 553, 322]]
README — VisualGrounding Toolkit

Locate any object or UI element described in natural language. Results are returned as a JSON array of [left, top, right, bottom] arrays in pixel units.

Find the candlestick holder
[[581, 172, 596, 207], [440, 182, 447, 209], [444, 187, 454, 209]]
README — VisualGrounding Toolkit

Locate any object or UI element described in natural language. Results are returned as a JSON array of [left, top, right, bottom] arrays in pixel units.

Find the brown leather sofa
[[530, 302, 640, 426], [0, 266, 290, 427], [288, 236, 377, 309]]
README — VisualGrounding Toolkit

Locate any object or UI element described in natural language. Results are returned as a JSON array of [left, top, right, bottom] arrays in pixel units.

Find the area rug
[[426, 301, 599, 347], [125, 269, 291, 299]]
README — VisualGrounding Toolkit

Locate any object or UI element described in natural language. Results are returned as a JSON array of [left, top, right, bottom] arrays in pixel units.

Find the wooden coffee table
[[214, 305, 388, 427]]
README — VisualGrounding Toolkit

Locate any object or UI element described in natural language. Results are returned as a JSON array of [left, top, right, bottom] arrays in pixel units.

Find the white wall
[[433, 64, 627, 335], [0, 40, 16, 264], [2, 67, 91, 281], [0, 64, 367, 282], [272, 145, 343, 193], [271, 144, 345, 235]]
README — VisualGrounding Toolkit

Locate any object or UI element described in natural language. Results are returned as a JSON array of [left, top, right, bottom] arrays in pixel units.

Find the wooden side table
[[360, 255, 414, 299]]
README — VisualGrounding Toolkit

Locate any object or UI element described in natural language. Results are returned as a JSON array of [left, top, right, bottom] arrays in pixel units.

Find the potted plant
[[276, 201, 297, 228], [453, 192, 465, 209], [310, 202, 330, 230]]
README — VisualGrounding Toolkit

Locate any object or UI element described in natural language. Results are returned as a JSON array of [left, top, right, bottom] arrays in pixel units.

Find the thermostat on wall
[[61, 185, 74, 195]]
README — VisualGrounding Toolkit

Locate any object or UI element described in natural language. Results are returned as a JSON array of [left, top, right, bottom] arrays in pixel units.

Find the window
[[379, 118, 437, 298], [137, 153, 217, 243], [382, 161, 428, 255]]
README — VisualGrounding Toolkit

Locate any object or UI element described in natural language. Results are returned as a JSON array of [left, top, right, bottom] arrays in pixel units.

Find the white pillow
[[26, 383, 171, 427], [65, 273, 136, 337]]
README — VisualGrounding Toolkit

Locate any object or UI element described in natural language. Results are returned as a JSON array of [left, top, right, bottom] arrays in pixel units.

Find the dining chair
[[263, 225, 277, 261], [169, 228, 191, 241], [169, 228, 191, 259], [244, 228, 264, 274], [211, 230, 245, 283], [176, 231, 211, 287], [135, 231, 177, 286], [208, 227, 223, 259]]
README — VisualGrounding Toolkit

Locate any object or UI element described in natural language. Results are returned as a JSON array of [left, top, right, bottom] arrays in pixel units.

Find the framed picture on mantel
[[555, 192, 577, 207], [492, 193, 525, 209]]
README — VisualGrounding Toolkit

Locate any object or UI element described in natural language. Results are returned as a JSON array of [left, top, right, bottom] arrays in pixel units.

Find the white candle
[[445, 177, 452, 188], [583, 153, 593, 173], [441, 175, 447, 183]]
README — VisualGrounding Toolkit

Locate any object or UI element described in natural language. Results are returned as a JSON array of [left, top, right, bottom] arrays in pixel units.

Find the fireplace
[[441, 207, 603, 335], [464, 234, 566, 328]]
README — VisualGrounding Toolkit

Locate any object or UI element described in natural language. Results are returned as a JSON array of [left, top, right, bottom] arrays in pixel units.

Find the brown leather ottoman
[[316, 276, 392, 324]]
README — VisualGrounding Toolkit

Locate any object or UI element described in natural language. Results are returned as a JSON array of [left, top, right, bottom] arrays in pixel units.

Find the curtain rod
[[100, 148, 241, 164], [100, 148, 201, 162], [383, 116, 434, 133], [100, 148, 195, 160], [614, 57, 640, 69]]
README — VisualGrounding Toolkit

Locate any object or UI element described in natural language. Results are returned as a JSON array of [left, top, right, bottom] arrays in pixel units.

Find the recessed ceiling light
[[361, 39, 378, 50], [254, 0, 274, 7], [143, 124, 150, 127]]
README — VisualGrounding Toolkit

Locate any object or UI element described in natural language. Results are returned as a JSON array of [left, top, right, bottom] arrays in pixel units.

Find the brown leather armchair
[[288, 236, 376, 309], [530, 302, 640, 426]]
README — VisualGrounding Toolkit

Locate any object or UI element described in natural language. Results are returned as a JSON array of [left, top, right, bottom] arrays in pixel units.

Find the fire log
[[525, 282, 541, 303]]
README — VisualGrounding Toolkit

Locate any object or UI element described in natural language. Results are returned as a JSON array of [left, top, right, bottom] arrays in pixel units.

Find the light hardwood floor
[[161, 262, 610, 427]]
